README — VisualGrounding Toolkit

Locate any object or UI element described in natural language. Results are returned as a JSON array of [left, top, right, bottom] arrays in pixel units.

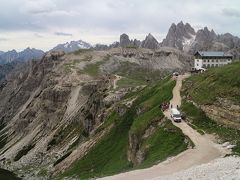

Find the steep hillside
[[0, 62, 18, 82], [59, 78, 189, 179], [0, 48, 192, 179], [181, 62, 240, 154], [182, 62, 240, 105]]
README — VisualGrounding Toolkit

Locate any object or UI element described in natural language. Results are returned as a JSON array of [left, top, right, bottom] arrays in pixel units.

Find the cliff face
[[0, 51, 110, 178], [201, 98, 240, 129]]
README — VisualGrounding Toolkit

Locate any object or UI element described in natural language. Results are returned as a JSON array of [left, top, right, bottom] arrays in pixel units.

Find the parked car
[[173, 72, 179, 76], [170, 108, 182, 122]]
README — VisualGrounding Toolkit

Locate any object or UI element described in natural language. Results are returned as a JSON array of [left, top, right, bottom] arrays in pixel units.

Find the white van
[[170, 108, 182, 122]]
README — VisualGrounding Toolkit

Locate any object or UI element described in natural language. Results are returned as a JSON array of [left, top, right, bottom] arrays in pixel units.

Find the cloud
[[54, 32, 73, 36], [0, 0, 240, 51], [0, 38, 8, 41], [34, 33, 44, 38], [222, 8, 240, 17], [22, 0, 57, 14]]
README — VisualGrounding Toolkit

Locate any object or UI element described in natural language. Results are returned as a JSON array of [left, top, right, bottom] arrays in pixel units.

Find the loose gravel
[[154, 156, 240, 180]]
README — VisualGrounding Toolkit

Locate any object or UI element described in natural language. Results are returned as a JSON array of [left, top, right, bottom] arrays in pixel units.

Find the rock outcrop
[[120, 34, 132, 47], [119, 34, 141, 48], [141, 33, 159, 49], [201, 98, 240, 129]]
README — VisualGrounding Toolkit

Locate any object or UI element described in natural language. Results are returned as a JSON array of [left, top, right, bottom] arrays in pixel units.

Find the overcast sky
[[0, 0, 240, 51]]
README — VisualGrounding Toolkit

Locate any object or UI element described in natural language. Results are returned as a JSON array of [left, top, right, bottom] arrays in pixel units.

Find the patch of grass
[[95, 111, 120, 134], [80, 55, 110, 77], [138, 120, 188, 168], [130, 106, 163, 137], [63, 55, 93, 73], [181, 100, 240, 154], [183, 62, 240, 105], [81, 61, 104, 77], [117, 77, 146, 88], [113, 61, 168, 84]]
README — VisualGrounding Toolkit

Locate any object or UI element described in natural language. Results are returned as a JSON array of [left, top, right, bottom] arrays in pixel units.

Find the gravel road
[[154, 156, 240, 180], [100, 74, 231, 180]]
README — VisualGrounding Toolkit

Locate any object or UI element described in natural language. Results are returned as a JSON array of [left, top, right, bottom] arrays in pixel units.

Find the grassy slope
[[182, 62, 240, 105], [137, 120, 188, 168], [80, 55, 110, 77], [181, 62, 240, 154], [117, 77, 146, 88], [115, 61, 166, 87], [60, 78, 188, 179]]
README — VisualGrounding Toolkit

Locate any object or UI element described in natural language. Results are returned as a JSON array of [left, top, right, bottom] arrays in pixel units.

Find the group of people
[[159, 101, 170, 111], [160, 102, 179, 111]]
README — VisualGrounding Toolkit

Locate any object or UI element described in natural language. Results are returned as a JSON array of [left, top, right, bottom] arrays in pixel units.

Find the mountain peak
[[51, 40, 92, 53], [170, 23, 177, 29], [161, 21, 196, 50], [147, 33, 155, 39], [141, 33, 159, 49], [203, 26, 210, 32], [177, 21, 184, 27], [120, 33, 131, 47]]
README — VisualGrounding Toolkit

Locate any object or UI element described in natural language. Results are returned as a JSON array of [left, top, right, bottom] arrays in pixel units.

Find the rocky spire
[[161, 21, 196, 50], [141, 33, 159, 49], [120, 33, 131, 47]]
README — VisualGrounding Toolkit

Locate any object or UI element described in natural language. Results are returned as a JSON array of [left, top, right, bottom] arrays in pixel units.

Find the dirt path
[[100, 74, 228, 180]]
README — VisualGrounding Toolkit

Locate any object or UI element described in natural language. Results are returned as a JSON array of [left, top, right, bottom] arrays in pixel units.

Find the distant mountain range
[[114, 21, 240, 58], [0, 48, 44, 65], [1, 21, 240, 64], [50, 40, 92, 53], [0, 40, 93, 65], [161, 21, 240, 54]]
